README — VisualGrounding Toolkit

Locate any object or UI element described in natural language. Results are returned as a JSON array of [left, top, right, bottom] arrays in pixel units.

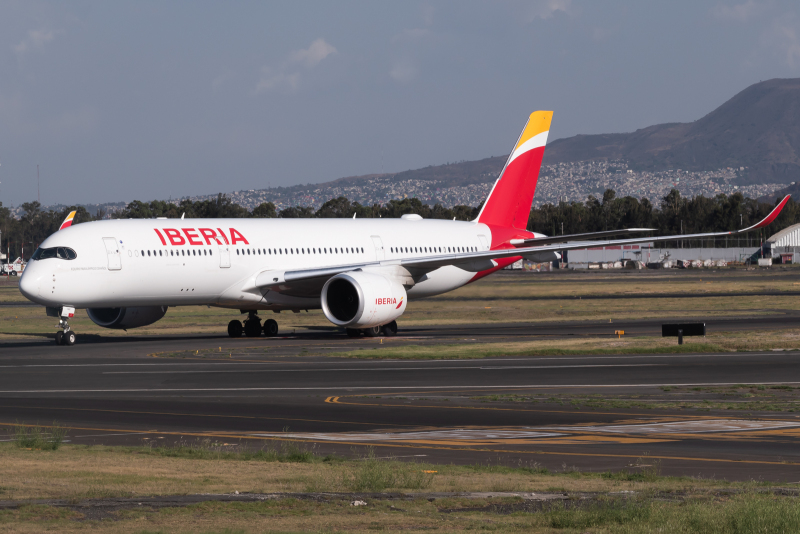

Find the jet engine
[[86, 306, 168, 329], [321, 271, 407, 328]]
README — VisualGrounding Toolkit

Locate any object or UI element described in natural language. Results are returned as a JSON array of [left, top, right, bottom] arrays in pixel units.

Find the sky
[[2, 0, 800, 207]]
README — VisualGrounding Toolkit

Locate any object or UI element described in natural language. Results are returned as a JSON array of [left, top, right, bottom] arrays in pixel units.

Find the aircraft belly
[[407, 265, 473, 299]]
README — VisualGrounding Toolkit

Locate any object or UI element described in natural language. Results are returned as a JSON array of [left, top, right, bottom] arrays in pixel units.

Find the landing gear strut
[[244, 313, 262, 337], [54, 307, 76, 346], [228, 313, 278, 338]]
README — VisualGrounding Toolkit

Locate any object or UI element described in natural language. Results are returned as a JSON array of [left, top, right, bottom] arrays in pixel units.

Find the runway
[[3, 317, 800, 481]]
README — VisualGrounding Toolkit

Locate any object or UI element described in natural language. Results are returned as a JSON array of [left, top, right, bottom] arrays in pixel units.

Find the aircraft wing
[[254, 195, 790, 297], [511, 228, 656, 246]]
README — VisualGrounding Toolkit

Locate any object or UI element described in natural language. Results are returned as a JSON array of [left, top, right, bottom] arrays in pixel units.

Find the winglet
[[59, 211, 77, 231], [743, 195, 791, 231]]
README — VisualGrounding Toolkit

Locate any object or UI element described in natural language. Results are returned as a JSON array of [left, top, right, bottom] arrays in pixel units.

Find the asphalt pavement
[[2, 318, 800, 481]]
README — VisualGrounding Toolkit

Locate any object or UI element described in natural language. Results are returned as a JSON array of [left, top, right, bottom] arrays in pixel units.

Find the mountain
[[543, 78, 800, 185]]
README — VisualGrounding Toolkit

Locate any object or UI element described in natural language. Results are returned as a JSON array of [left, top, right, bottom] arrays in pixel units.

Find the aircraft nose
[[19, 266, 40, 301]]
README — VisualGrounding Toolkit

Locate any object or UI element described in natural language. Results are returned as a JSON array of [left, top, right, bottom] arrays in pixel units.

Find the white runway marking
[[0, 352, 781, 369], [2, 381, 800, 394], [102, 364, 662, 375], [539, 419, 800, 434]]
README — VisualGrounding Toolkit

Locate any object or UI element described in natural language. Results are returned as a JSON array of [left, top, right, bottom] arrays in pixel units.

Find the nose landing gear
[[53, 306, 76, 346]]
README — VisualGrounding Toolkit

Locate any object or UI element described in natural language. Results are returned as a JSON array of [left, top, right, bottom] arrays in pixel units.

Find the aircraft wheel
[[382, 321, 398, 337], [10, 271, 17, 277], [64, 331, 76, 346], [263, 319, 278, 337], [346, 328, 361, 338], [55, 332, 64, 345], [362, 326, 382, 337], [227, 320, 243, 337], [244, 318, 262, 337]]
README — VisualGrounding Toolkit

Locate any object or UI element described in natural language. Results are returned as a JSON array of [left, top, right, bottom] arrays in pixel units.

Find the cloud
[[288, 38, 337, 68], [767, 17, 800, 69], [390, 59, 417, 83], [711, 1, 761, 22], [255, 38, 337, 94], [13, 28, 59, 55], [522, 0, 572, 22], [255, 68, 300, 93]]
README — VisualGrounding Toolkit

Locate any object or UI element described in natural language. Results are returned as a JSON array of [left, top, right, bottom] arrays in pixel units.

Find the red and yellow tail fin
[[59, 210, 77, 230], [477, 111, 552, 230]]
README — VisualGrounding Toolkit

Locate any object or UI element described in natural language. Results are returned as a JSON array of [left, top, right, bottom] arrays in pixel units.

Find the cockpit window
[[31, 247, 77, 261]]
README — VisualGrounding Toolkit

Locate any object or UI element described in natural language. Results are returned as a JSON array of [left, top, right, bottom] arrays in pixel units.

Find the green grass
[[13, 422, 66, 451], [340, 448, 435, 492], [142, 438, 331, 463]]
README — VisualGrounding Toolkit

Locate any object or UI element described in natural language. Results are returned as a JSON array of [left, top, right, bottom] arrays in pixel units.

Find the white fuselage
[[20, 217, 499, 311]]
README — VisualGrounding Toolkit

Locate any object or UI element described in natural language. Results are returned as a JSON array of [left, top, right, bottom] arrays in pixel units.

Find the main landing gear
[[227, 312, 279, 338], [53, 307, 77, 346], [346, 320, 398, 338]]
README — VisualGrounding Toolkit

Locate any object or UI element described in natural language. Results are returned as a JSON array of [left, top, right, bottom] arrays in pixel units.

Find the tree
[[252, 202, 277, 218]]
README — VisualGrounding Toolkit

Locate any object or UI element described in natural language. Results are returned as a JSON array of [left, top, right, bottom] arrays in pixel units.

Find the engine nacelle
[[86, 306, 168, 329], [321, 271, 407, 328]]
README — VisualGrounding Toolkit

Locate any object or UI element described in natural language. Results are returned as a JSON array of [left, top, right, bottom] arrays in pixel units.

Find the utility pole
[[37, 165, 40, 204]]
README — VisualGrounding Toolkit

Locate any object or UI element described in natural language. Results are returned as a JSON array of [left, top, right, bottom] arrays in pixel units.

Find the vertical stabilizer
[[477, 111, 552, 229]]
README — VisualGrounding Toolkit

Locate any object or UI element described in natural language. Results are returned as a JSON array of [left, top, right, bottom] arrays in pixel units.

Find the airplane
[[19, 111, 791, 345]]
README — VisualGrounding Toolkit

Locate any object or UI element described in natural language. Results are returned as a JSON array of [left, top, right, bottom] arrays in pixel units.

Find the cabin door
[[102, 237, 122, 270], [219, 245, 231, 268], [371, 236, 385, 261]]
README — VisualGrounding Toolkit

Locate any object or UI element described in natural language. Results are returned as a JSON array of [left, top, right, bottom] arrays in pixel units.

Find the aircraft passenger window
[[159, 250, 162, 256], [236, 249, 240, 255]]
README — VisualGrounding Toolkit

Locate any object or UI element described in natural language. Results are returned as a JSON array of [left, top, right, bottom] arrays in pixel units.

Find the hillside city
[[7, 159, 790, 219], [174, 160, 790, 211]]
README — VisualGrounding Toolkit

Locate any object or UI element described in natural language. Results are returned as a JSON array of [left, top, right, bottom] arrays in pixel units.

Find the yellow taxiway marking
[[0, 421, 796, 467]]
